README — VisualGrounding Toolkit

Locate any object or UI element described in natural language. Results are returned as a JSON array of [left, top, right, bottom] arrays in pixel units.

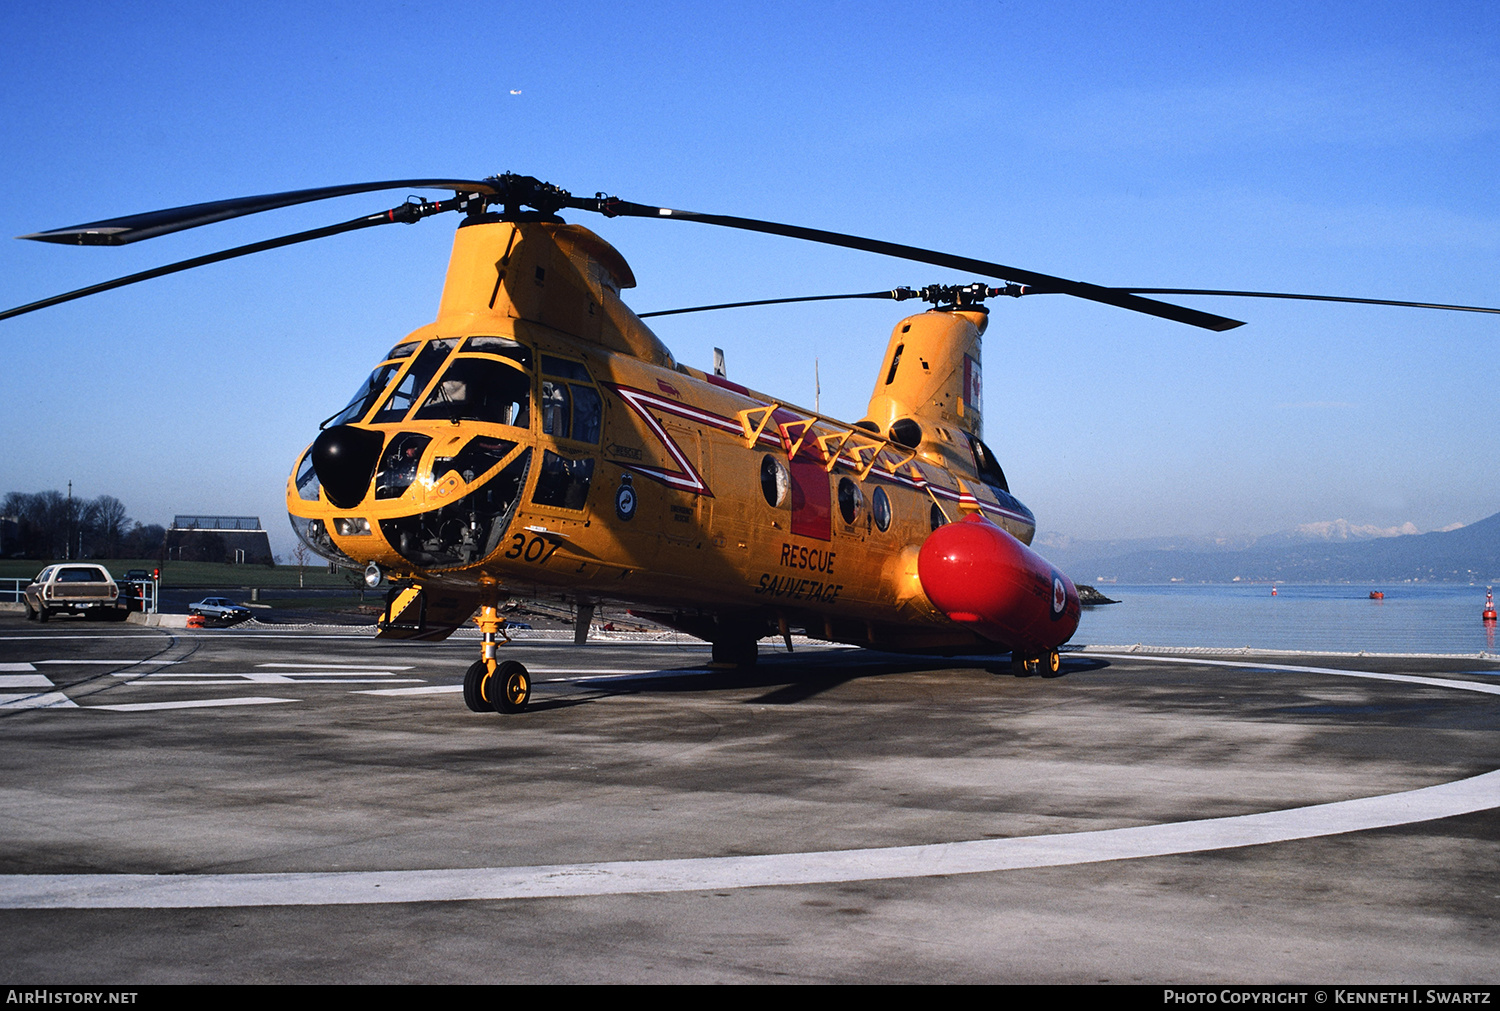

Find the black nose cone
[[311, 425, 385, 509]]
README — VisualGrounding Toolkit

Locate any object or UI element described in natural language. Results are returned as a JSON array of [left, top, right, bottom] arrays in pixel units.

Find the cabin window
[[871, 487, 892, 532], [760, 455, 790, 508], [385, 341, 418, 360], [532, 451, 595, 510], [930, 503, 946, 531], [964, 433, 1010, 493], [837, 477, 863, 525]]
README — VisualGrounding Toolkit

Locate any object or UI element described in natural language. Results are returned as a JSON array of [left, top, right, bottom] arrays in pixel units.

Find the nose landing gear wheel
[[1046, 650, 1062, 675], [492, 660, 530, 713]]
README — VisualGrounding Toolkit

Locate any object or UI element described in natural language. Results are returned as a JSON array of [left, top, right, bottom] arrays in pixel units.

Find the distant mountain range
[[1036, 510, 1500, 584]]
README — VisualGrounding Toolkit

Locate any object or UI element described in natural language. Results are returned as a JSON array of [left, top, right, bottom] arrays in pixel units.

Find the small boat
[[1369, 591, 1384, 600]]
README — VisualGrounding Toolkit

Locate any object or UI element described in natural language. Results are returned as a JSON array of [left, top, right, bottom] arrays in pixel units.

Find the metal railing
[[0, 577, 157, 613]]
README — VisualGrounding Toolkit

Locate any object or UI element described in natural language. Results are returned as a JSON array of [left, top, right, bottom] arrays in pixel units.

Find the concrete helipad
[[0, 614, 1496, 983]]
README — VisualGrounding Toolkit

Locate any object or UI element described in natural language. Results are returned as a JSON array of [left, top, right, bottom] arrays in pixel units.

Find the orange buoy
[[1484, 587, 1497, 623], [1271, 585, 1278, 596]]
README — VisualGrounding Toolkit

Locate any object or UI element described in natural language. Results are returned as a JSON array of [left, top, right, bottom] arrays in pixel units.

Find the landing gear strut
[[465, 587, 530, 714], [1012, 649, 1062, 676]]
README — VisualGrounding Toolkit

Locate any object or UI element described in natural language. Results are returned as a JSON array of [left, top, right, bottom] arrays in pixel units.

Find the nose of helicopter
[[917, 514, 1080, 653], [311, 424, 385, 509]]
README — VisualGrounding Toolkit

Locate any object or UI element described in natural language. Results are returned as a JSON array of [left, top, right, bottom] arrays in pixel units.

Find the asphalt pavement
[[0, 613, 1496, 983]]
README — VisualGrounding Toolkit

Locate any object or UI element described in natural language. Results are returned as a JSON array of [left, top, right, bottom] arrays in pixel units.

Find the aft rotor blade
[[19, 178, 496, 246], [1, 199, 465, 321], [1115, 288, 1500, 315], [595, 199, 1246, 332], [640, 289, 915, 318]]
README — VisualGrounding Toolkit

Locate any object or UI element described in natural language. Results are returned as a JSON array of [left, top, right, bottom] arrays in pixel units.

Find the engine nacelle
[[917, 514, 1081, 653]]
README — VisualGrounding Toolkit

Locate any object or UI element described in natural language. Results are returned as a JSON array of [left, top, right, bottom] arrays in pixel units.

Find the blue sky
[[2, 0, 1495, 559]]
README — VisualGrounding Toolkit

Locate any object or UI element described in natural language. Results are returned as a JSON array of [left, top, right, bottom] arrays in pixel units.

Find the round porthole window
[[871, 486, 891, 532], [760, 455, 790, 508]]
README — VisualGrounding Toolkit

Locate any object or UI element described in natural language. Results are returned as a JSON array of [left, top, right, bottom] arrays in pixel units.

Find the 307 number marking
[[504, 533, 562, 564]]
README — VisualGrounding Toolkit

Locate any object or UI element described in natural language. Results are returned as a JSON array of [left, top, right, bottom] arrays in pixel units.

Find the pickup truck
[[24, 564, 126, 621]]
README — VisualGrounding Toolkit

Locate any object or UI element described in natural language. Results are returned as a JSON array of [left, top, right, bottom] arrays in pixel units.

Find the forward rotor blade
[[1, 199, 464, 321], [640, 289, 914, 318], [1114, 288, 1500, 315], [19, 178, 496, 246], [597, 199, 1245, 331]]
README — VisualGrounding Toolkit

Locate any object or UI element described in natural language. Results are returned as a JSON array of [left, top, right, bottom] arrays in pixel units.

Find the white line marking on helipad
[[257, 663, 414, 670], [0, 692, 76, 710], [2, 767, 1495, 910], [5, 656, 1496, 909], [1086, 653, 1500, 696], [537, 668, 713, 683], [86, 697, 297, 712], [0, 675, 54, 689], [37, 659, 179, 665], [129, 678, 423, 686], [355, 685, 462, 696], [0, 663, 37, 672]]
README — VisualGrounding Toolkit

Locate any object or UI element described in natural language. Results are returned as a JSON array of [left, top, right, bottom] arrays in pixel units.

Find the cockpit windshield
[[371, 339, 457, 424], [324, 362, 404, 428], [414, 357, 530, 427]]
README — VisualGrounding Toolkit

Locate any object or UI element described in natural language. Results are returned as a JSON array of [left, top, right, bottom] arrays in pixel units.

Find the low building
[[164, 515, 274, 564]]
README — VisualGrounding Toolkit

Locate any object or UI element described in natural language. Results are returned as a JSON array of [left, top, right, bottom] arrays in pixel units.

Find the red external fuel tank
[[917, 514, 1081, 654]]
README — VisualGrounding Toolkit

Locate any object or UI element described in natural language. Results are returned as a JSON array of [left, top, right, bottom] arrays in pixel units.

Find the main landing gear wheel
[[463, 660, 492, 713], [1012, 650, 1061, 675], [492, 660, 530, 713]]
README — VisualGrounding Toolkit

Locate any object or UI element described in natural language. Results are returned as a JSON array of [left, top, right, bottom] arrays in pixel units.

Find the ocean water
[[1074, 583, 1498, 656]]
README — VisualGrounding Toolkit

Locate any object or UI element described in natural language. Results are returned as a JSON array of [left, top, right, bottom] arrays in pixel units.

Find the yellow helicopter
[[7, 174, 1496, 714]]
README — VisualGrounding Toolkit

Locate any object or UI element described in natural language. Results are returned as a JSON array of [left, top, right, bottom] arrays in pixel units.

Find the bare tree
[[84, 496, 130, 557], [292, 540, 310, 588]]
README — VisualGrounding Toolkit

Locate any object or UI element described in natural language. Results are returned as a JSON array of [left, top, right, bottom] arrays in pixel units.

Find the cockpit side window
[[539, 355, 601, 444], [371, 339, 457, 424]]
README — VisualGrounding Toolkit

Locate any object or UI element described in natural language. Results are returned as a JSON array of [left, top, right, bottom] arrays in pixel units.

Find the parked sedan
[[188, 597, 252, 622]]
